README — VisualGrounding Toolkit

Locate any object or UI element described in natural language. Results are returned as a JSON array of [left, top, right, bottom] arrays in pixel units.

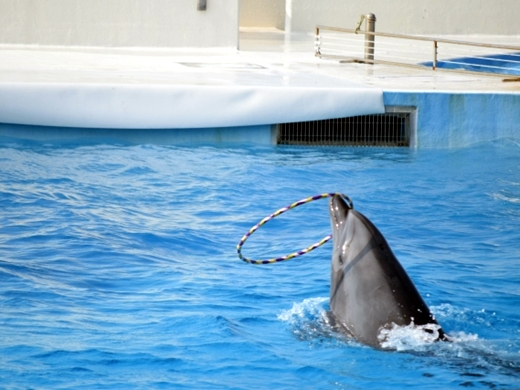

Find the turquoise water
[[422, 52, 520, 76], [0, 139, 519, 389]]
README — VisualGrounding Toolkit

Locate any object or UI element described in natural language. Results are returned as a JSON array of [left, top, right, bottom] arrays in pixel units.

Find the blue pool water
[[0, 139, 519, 389], [422, 52, 520, 75]]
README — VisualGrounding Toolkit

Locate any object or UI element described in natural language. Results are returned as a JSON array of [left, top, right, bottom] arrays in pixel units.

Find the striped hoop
[[236, 193, 353, 265]]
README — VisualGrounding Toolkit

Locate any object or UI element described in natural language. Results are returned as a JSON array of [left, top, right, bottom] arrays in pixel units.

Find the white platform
[[1, 29, 519, 147], [0, 41, 385, 129]]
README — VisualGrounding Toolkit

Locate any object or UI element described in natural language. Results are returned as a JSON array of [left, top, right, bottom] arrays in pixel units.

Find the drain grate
[[276, 110, 413, 147]]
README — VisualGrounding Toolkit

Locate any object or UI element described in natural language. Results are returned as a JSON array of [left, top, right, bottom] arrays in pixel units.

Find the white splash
[[277, 297, 336, 342], [377, 321, 444, 351], [378, 319, 479, 351], [278, 297, 328, 323], [280, 300, 481, 350]]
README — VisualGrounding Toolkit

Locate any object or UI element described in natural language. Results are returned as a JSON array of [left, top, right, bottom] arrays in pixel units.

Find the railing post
[[433, 40, 438, 70], [364, 13, 376, 63], [315, 26, 321, 56]]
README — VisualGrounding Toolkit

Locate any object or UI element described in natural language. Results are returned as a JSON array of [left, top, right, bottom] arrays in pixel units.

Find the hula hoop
[[236, 192, 353, 265]]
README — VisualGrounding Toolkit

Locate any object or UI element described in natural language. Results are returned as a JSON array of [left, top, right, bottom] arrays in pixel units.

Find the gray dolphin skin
[[328, 194, 446, 348]]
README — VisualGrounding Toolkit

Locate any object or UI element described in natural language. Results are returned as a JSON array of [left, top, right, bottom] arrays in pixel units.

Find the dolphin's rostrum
[[328, 194, 446, 348]]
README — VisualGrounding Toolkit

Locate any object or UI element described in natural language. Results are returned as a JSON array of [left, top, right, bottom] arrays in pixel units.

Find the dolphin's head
[[328, 194, 355, 321], [329, 194, 354, 269], [329, 195, 353, 265]]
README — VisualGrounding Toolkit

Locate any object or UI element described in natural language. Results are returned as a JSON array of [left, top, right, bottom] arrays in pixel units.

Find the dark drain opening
[[276, 110, 413, 147]]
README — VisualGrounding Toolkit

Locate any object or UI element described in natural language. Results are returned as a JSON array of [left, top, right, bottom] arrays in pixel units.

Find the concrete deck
[[0, 28, 519, 147], [3, 29, 519, 91], [240, 29, 520, 92]]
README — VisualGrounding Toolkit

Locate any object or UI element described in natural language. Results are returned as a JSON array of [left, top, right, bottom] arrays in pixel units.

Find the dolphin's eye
[[338, 255, 344, 265]]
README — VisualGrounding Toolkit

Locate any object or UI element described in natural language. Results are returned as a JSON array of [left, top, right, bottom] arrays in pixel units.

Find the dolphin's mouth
[[329, 194, 353, 231]]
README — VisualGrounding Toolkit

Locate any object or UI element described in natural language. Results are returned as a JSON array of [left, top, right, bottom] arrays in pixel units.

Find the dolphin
[[328, 194, 446, 348]]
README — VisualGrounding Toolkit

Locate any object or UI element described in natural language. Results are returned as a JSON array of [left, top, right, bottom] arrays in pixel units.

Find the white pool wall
[[2, 1, 518, 49], [0, 0, 239, 48], [242, 0, 520, 35]]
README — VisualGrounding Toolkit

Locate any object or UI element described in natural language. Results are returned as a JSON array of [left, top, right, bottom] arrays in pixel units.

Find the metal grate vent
[[276, 110, 413, 147]]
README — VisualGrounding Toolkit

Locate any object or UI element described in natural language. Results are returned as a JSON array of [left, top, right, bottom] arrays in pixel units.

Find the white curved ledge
[[0, 82, 385, 129]]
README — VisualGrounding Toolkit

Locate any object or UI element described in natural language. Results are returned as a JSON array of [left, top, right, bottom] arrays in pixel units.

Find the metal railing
[[315, 17, 520, 78]]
